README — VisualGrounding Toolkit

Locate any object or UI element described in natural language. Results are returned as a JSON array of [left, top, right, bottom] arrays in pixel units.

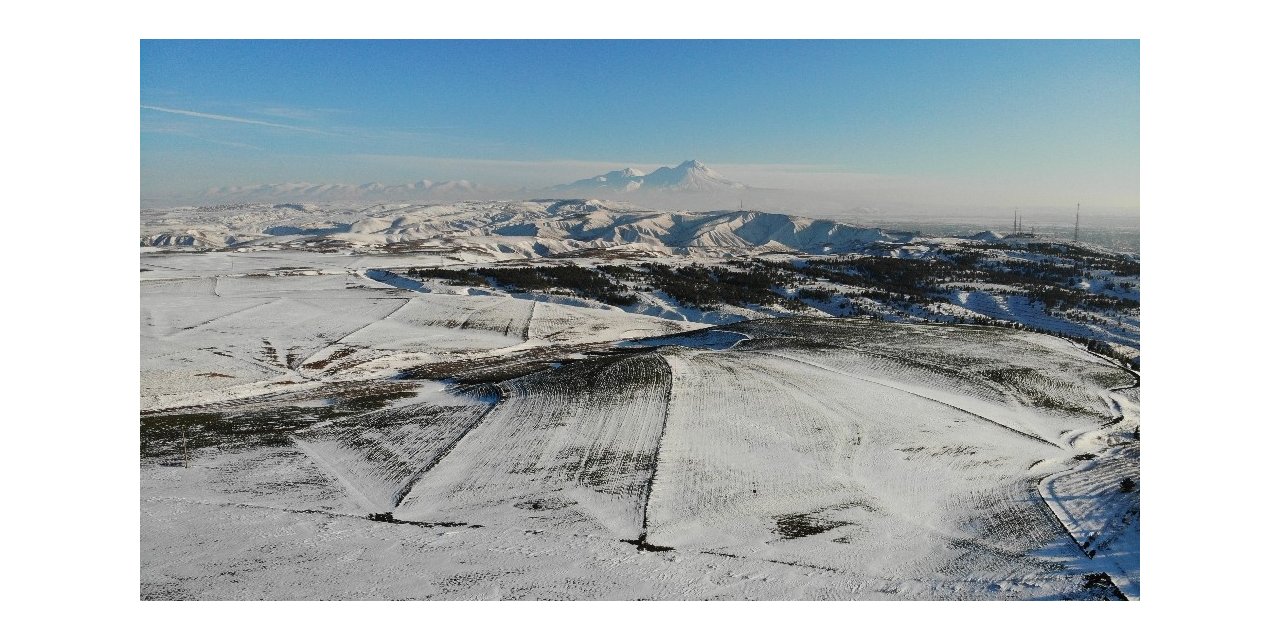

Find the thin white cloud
[[141, 105, 334, 135], [250, 105, 349, 121]]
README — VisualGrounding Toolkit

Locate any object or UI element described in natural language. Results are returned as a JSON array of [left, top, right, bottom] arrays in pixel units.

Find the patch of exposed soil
[[774, 513, 851, 539]]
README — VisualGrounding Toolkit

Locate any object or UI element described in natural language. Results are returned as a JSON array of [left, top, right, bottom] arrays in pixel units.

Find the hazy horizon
[[142, 40, 1139, 215]]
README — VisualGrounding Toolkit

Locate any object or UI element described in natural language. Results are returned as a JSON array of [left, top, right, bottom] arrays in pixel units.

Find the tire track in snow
[[794, 340, 1017, 407], [169, 298, 282, 334], [644, 349, 871, 551], [291, 386, 503, 511], [521, 298, 537, 341], [367, 268, 530, 339], [239, 252, 353, 272], [289, 436, 385, 513], [392, 351, 670, 533], [633, 354, 676, 547], [765, 352, 1062, 449], [143, 495, 479, 529], [139, 262, 187, 272], [292, 297, 411, 377], [1033, 378, 1139, 598], [388, 391, 504, 508], [386, 383, 516, 518], [457, 298, 513, 331]]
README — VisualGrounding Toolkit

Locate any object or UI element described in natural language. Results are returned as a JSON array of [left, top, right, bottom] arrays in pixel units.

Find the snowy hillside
[[141, 199, 1138, 361], [141, 199, 907, 254], [141, 252, 1138, 600], [140, 199, 1139, 600]]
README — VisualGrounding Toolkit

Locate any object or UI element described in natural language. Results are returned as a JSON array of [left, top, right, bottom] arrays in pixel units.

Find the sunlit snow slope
[[142, 252, 1138, 600]]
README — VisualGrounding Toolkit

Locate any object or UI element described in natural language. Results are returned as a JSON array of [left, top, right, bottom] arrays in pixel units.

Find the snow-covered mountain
[[141, 199, 908, 254], [203, 179, 483, 203], [141, 198, 1140, 601], [555, 167, 648, 192], [141, 198, 1138, 353], [554, 160, 745, 193]]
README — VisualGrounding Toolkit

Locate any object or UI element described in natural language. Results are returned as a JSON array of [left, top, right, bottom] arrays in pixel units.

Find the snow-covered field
[[142, 200, 1140, 358], [141, 202, 1139, 600]]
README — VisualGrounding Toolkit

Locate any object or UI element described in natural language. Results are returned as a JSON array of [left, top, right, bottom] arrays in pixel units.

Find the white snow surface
[[140, 200, 1140, 601], [139, 200, 1138, 360], [141, 199, 911, 255], [142, 249, 1138, 600]]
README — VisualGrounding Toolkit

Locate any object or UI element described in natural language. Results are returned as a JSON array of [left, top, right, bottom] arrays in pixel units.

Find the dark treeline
[[408, 264, 638, 306], [402, 239, 1138, 360], [792, 247, 1139, 315], [640, 262, 805, 310]]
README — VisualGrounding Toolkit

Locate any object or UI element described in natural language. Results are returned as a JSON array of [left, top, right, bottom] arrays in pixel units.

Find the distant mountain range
[[141, 198, 908, 255], [202, 179, 482, 202], [189, 161, 749, 207], [552, 160, 746, 193]]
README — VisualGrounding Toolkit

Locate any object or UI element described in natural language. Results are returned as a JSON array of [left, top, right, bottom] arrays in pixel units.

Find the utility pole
[[1074, 203, 1080, 243]]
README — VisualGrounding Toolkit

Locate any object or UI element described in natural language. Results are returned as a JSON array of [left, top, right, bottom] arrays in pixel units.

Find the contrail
[[141, 105, 335, 135]]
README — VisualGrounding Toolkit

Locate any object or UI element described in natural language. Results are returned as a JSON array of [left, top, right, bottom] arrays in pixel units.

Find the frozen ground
[[142, 247, 1138, 600], [142, 200, 1140, 363]]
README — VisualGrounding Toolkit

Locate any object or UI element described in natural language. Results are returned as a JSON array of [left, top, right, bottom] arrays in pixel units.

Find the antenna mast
[[1074, 203, 1080, 242]]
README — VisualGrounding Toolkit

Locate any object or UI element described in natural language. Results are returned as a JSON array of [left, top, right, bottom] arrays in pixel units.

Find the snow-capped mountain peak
[[554, 160, 745, 193]]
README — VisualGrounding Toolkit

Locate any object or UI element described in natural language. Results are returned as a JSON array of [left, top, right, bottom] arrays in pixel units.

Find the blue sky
[[141, 40, 1138, 210]]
